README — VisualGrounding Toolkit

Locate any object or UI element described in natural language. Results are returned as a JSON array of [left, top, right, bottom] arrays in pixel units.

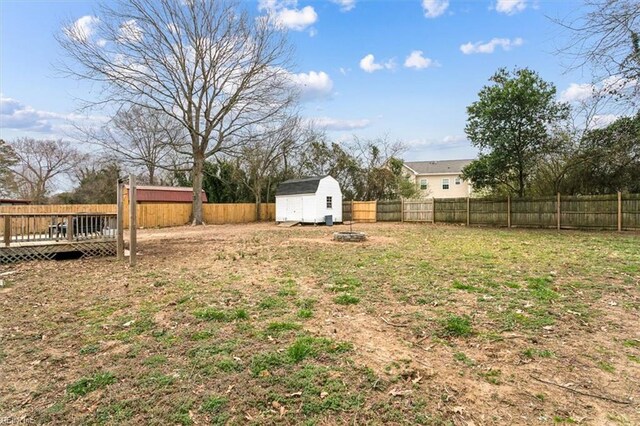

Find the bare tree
[[559, 0, 640, 105], [233, 117, 307, 219], [81, 105, 187, 185], [9, 138, 86, 204], [58, 0, 297, 224], [0, 139, 18, 198]]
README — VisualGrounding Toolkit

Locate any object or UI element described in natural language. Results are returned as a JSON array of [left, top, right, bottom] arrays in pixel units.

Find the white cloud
[[591, 114, 618, 128], [460, 37, 523, 54], [360, 54, 383, 73], [404, 50, 435, 70], [495, 0, 527, 15], [310, 116, 371, 131], [359, 54, 395, 73], [559, 83, 594, 103], [422, 0, 449, 18], [258, 0, 318, 32], [64, 15, 99, 43], [118, 19, 143, 43], [0, 95, 106, 134], [339, 67, 351, 75], [442, 135, 467, 144], [288, 71, 333, 101], [331, 0, 355, 12]]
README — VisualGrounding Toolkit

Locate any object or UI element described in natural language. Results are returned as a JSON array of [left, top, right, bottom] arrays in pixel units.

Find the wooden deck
[[1, 212, 118, 264], [0, 239, 117, 264]]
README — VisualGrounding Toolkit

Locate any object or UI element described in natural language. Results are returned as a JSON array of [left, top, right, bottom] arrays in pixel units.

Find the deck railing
[[1, 213, 117, 247]]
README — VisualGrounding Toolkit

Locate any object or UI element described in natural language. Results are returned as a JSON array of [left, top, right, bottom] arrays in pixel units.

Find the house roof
[[125, 185, 207, 203], [404, 159, 474, 175], [276, 176, 326, 196], [0, 198, 31, 205]]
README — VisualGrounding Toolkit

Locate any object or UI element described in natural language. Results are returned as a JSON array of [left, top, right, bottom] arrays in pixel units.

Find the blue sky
[[1, 0, 592, 161]]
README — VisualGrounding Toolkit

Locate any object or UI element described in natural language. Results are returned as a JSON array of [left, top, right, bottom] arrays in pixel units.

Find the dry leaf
[[320, 391, 328, 399], [389, 388, 412, 397], [271, 401, 281, 409], [288, 391, 302, 397], [412, 375, 422, 384], [259, 370, 271, 377]]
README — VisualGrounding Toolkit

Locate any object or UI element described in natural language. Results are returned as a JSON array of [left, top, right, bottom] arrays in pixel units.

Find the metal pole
[[129, 175, 137, 267]]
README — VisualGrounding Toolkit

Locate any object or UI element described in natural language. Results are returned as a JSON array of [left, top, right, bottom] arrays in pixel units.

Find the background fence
[[341, 193, 640, 231], [0, 203, 276, 230]]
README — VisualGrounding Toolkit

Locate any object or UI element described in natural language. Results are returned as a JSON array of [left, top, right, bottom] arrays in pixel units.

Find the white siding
[[315, 177, 342, 223], [275, 176, 343, 223], [414, 173, 472, 198]]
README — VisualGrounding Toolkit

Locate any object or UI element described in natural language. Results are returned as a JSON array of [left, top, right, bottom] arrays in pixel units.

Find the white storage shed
[[275, 176, 342, 224]]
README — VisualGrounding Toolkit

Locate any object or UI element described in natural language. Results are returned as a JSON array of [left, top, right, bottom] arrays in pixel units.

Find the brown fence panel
[[342, 201, 353, 221], [471, 198, 509, 226], [136, 203, 192, 228], [511, 196, 557, 228], [377, 200, 401, 221], [403, 200, 434, 222], [561, 194, 617, 229], [434, 198, 466, 223], [353, 201, 377, 223], [623, 194, 640, 230]]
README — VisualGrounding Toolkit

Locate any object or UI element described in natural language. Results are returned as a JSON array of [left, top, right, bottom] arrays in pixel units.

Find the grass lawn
[[1, 222, 639, 425]]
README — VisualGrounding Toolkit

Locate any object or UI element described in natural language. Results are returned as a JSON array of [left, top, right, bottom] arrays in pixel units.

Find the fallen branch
[[530, 375, 631, 405], [380, 317, 409, 328]]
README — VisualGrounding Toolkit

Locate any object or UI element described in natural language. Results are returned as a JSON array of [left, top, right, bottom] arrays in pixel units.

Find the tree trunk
[[192, 152, 205, 225], [255, 186, 262, 221]]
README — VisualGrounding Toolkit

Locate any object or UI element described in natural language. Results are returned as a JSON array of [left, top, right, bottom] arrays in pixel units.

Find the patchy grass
[[2, 223, 639, 424], [67, 372, 117, 397]]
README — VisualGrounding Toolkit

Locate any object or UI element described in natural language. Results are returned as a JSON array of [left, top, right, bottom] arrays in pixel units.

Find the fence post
[[433, 198, 436, 224], [618, 191, 622, 232], [507, 195, 511, 228], [401, 198, 404, 223], [117, 180, 124, 260], [129, 175, 137, 267], [557, 193, 561, 231], [3, 216, 10, 247], [466, 197, 470, 226]]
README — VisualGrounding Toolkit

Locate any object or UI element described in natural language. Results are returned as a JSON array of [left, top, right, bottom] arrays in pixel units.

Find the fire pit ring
[[333, 231, 367, 242]]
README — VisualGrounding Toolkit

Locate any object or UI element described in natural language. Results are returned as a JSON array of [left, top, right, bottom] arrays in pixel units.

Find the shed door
[[286, 197, 303, 221]]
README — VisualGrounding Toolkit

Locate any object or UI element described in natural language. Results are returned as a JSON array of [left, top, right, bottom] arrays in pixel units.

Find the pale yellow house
[[403, 159, 474, 198]]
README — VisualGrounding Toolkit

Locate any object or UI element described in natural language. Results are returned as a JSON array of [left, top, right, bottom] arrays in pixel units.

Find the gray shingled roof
[[404, 159, 473, 175], [276, 176, 326, 196]]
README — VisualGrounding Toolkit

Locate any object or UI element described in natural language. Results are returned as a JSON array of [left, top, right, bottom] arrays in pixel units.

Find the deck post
[[129, 175, 137, 266], [66, 215, 74, 241], [4, 216, 10, 247], [117, 179, 124, 260]]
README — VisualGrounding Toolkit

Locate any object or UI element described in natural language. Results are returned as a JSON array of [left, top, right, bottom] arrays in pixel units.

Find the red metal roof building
[[0, 199, 32, 205], [125, 186, 207, 203]]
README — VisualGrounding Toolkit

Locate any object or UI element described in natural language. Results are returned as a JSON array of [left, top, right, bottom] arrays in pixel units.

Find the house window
[[419, 178, 428, 190], [455, 177, 462, 185], [442, 178, 450, 190], [326, 196, 332, 209]]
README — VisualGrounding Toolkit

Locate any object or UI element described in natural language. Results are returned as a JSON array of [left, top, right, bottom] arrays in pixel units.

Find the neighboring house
[[403, 159, 474, 198], [275, 176, 342, 224]]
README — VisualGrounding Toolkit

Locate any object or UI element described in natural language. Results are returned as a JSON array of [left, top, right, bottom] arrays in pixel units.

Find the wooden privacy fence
[[356, 193, 640, 230], [403, 199, 434, 222], [0, 203, 276, 230], [352, 201, 377, 223]]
